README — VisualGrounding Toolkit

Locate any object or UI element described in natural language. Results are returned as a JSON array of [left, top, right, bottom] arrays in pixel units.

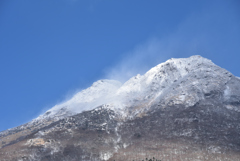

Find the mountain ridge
[[1, 55, 240, 161], [35, 55, 234, 121]]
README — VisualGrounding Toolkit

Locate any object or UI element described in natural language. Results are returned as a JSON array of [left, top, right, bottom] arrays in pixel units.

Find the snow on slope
[[37, 80, 122, 120], [37, 55, 233, 120], [116, 55, 215, 105], [112, 55, 234, 117]]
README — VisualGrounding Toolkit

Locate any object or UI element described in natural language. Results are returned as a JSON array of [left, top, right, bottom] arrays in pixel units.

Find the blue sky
[[0, 0, 239, 131]]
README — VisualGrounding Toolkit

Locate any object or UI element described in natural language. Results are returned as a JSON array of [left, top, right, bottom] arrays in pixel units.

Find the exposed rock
[[1, 56, 240, 161]]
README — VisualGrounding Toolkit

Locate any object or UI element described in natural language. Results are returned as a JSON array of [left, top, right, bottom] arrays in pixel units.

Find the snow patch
[[224, 86, 231, 98], [225, 105, 240, 112], [207, 146, 221, 154], [100, 151, 113, 160]]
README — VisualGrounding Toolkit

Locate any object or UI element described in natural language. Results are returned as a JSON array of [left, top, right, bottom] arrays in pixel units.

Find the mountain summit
[[1, 55, 240, 161], [37, 55, 237, 120]]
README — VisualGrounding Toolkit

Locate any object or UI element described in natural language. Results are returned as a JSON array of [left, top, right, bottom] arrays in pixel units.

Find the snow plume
[[42, 80, 122, 118], [39, 0, 239, 120]]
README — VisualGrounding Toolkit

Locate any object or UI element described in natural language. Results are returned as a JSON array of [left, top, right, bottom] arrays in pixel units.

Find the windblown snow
[[38, 80, 122, 119], [37, 55, 234, 121]]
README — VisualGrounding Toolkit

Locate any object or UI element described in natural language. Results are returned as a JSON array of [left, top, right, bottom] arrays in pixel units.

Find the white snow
[[100, 151, 113, 160], [224, 86, 231, 98], [114, 55, 215, 109], [37, 79, 122, 119], [36, 55, 228, 120]]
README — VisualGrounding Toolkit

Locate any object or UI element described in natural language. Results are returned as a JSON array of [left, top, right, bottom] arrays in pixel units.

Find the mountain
[[1, 55, 240, 161]]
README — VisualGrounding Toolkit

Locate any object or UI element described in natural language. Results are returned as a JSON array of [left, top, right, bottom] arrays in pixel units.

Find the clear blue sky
[[0, 0, 239, 131]]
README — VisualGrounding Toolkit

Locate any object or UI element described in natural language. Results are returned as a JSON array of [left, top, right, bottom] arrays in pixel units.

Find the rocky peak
[[34, 55, 238, 121]]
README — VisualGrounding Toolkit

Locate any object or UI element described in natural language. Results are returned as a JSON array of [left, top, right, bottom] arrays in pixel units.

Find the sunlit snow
[[36, 55, 233, 121]]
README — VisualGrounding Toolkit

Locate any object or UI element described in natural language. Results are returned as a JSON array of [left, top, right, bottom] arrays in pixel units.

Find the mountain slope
[[1, 55, 240, 161], [37, 55, 238, 119]]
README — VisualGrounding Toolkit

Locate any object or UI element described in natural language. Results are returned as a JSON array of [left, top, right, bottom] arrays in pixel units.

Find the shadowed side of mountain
[[1, 100, 240, 160]]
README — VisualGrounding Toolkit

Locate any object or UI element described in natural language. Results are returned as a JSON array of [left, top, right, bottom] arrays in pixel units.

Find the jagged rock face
[[1, 56, 240, 161]]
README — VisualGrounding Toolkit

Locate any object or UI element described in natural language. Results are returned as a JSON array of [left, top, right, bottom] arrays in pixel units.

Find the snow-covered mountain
[[37, 55, 235, 120], [1, 55, 240, 161]]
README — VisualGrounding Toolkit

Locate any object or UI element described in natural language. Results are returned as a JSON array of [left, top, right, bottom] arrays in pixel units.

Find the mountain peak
[[36, 55, 235, 121], [147, 55, 213, 77], [1, 55, 240, 161]]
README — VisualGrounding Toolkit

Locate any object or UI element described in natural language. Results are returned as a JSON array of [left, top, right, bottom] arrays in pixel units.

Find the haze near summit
[[0, 0, 239, 132]]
